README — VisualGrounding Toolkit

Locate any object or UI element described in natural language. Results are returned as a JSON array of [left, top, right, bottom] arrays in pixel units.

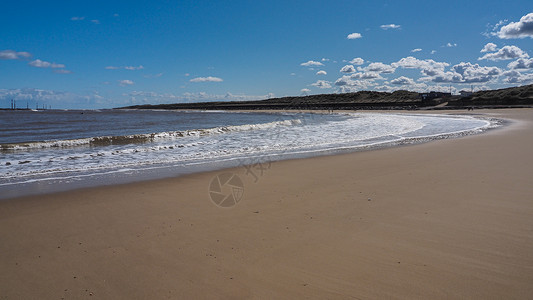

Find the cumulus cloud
[[316, 70, 327, 75], [311, 80, 332, 89], [507, 57, 533, 69], [478, 45, 529, 61], [496, 13, 533, 39], [451, 62, 501, 83], [189, 76, 223, 82], [358, 62, 395, 74], [301, 88, 311, 95], [390, 76, 415, 85], [119, 79, 134, 86], [502, 70, 533, 83], [28, 59, 65, 69], [380, 24, 401, 30], [375, 83, 455, 94], [347, 32, 362, 39], [340, 65, 356, 73], [300, 60, 324, 67], [392, 56, 449, 76], [431, 50, 437, 54], [349, 72, 384, 80], [349, 57, 364, 65], [421, 62, 501, 83], [480, 42, 498, 53], [411, 48, 422, 53], [446, 43, 457, 47], [334, 76, 376, 93], [0, 50, 31, 60]]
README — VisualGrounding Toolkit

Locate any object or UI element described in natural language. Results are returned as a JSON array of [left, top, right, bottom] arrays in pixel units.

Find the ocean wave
[[0, 118, 302, 151]]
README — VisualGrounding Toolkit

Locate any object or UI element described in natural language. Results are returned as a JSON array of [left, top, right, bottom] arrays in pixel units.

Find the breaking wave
[[1, 119, 302, 151]]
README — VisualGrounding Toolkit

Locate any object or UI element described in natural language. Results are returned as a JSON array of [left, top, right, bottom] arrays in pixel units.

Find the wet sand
[[1, 109, 532, 299]]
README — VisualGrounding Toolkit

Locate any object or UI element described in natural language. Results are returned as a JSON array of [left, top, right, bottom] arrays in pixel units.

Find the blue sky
[[1, 1, 532, 109]]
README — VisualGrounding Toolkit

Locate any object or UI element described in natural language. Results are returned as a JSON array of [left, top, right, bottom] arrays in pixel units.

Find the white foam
[[0, 113, 496, 190], [1, 118, 302, 151]]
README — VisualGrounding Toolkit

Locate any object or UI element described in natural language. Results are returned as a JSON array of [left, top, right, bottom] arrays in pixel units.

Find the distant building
[[459, 90, 473, 97], [420, 91, 452, 101]]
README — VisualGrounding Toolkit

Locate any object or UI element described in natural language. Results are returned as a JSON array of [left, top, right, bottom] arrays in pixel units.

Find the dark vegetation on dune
[[118, 84, 533, 111]]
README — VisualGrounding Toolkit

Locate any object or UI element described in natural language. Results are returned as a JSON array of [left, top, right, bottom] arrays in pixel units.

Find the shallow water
[[0, 110, 497, 199]]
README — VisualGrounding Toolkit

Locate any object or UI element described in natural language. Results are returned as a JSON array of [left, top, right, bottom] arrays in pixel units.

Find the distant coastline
[[118, 84, 533, 111]]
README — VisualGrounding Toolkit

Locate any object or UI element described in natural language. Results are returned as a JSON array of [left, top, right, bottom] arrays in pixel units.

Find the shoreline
[[1, 109, 532, 299], [1, 110, 500, 201]]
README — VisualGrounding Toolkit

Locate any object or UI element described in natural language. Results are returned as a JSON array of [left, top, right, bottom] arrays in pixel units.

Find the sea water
[[0, 109, 497, 199]]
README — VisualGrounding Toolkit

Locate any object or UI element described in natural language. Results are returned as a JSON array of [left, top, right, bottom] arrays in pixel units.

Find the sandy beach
[[1, 109, 532, 299]]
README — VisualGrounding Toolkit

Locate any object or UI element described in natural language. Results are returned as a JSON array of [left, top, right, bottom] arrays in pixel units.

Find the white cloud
[[106, 65, 144, 70], [431, 50, 437, 54], [301, 88, 311, 95], [127, 91, 273, 104], [349, 72, 383, 80], [321, 58, 330, 62], [70, 16, 100, 25], [478, 45, 529, 61], [0, 88, 105, 109], [502, 70, 533, 83], [380, 24, 401, 30], [316, 70, 327, 75], [358, 62, 395, 74], [484, 20, 508, 38], [311, 80, 332, 89], [392, 56, 449, 76], [0, 50, 31, 60], [144, 73, 163, 78], [390, 76, 415, 85], [53, 69, 72, 74], [411, 48, 422, 53], [340, 65, 356, 73], [496, 13, 533, 39], [189, 76, 223, 82], [446, 43, 457, 47], [28, 59, 65, 69], [349, 57, 364, 65], [300, 60, 324, 67], [125, 65, 144, 70], [334, 76, 376, 92], [119, 79, 134, 86], [451, 62, 501, 83], [421, 62, 501, 83], [347, 32, 362, 39], [507, 57, 533, 69], [480, 42, 498, 53]]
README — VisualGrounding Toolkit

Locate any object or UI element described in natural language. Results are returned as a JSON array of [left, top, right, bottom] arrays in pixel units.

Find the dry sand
[[1, 109, 532, 299]]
